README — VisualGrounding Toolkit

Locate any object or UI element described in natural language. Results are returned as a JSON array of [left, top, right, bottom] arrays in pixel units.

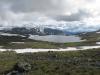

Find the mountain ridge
[[0, 22, 100, 33]]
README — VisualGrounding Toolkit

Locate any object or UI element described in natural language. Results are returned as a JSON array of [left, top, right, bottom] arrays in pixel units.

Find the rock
[[6, 62, 31, 75], [14, 62, 31, 72], [6, 71, 20, 75]]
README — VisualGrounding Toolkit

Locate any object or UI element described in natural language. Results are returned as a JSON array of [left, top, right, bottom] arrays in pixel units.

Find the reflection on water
[[29, 35, 82, 43]]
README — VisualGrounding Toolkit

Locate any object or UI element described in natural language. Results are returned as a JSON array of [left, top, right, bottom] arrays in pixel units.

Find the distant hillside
[[0, 27, 64, 36], [78, 30, 100, 42], [44, 28, 64, 35]]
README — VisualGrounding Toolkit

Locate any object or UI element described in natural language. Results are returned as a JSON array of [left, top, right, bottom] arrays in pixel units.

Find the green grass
[[64, 41, 97, 47], [79, 32, 100, 42], [0, 49, 100, 75], [4, 42, 60, 49], [0, 34, 100, 49], [0, 35, 65, 49], [0, 35, 61, 49], [2, 41, 97, 49]]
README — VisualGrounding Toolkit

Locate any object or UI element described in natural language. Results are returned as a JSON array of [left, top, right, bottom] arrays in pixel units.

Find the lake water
[[29, 35, 82, 43]]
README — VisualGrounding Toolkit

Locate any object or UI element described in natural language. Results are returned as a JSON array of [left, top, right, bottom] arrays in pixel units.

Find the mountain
[[0, 22, 100, 34], [0, 27, 65, 36], [0, 22, 100, 36], [44, 28, 64, 35]]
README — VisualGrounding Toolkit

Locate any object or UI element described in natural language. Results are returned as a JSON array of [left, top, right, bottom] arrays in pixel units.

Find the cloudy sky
[[0, 0, 100, 28]]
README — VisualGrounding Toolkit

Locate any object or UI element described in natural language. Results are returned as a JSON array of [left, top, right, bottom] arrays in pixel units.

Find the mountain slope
[[0, 27, 64, 36]]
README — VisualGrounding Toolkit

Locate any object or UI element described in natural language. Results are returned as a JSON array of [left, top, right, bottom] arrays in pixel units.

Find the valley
[[0, 27, 99, 49]]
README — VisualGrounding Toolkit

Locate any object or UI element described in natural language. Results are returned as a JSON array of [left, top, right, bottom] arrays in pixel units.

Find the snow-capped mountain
[[0, 21, 100, 35], [0, 27, 64, 36]]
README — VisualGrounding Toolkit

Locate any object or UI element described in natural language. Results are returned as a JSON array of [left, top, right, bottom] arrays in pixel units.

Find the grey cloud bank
[[0, 0, 100, 32], [53, 10, 91, 21]]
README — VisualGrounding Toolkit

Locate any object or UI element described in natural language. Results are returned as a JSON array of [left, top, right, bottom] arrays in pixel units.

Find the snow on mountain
[[0, 21, 100, 33]]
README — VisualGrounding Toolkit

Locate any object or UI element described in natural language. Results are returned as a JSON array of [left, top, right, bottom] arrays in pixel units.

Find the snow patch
[[0, 45, 100, 53], [0, 33, 18, 36], [11, 42, 25, 44], [96, 32, 100, 34], [96, 42, 100, 45]]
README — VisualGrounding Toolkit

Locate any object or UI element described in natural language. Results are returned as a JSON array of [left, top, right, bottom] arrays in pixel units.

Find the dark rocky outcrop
[[6, 62, 31, 75]]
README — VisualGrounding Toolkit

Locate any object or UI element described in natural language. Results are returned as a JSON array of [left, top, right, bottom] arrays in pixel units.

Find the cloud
[[52, 10, 91, 21], [0, 0, 94, 14], [9, 0, 66, 14], [0, 0, 99, 27]]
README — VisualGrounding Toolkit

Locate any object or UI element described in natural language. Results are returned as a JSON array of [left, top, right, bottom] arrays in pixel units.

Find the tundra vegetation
[[0, 48, 100, 75], [0, 34, 99, 49]]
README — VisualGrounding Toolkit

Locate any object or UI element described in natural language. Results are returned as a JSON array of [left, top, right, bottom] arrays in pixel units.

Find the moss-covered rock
[[6, 62, 31, 75]]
